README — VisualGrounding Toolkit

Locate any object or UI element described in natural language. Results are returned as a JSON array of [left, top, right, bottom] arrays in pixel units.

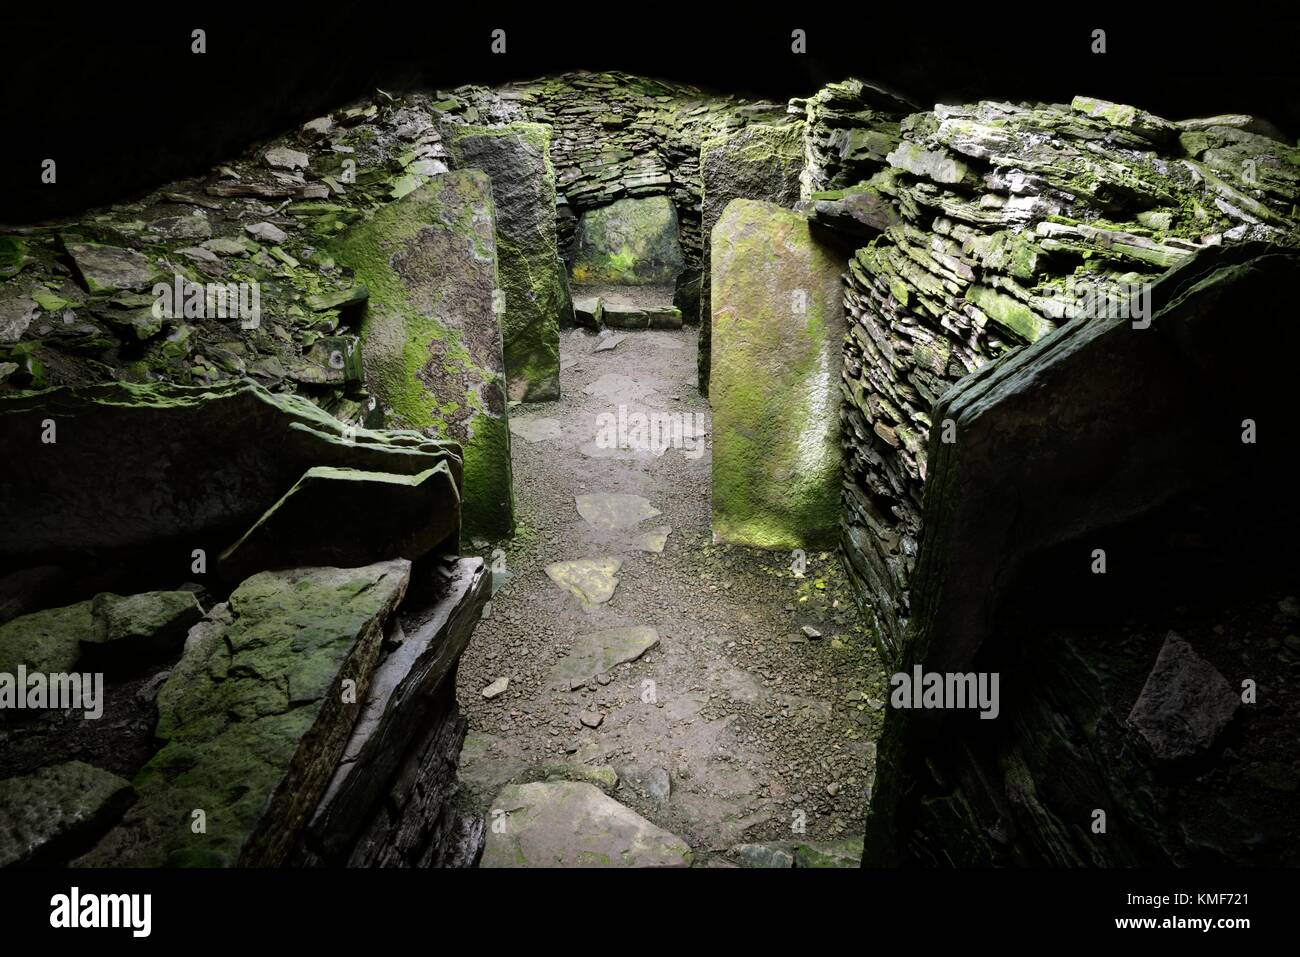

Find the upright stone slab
[[698, 123, 804, 392], [449, 124, 565, 403], [710, 199, 845, 550], [334, 170, 513, 538], [571, 196, 685, 287]]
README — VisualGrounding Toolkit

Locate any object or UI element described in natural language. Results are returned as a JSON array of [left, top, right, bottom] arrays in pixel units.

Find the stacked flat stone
[[450, 73, 789, 278], [826, 94, 1300, 657]]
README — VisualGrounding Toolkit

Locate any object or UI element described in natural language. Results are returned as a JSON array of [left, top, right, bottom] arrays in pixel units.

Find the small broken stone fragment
[[245, 221, 288, 245], [1127, 632, 1239, 763]]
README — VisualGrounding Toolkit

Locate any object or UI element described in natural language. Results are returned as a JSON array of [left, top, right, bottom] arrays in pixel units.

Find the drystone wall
[[825, 95, 1300, 659], [806, 88, 1300, 865], [451, 72, 793, 319], [866, 244, 1300, 866]]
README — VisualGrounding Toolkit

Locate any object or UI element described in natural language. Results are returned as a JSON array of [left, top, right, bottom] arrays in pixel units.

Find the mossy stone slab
[[78, 560, 411, 867], [571, 196, 684, 287], [710, 199, 846, 550], [0, 761, 134, 867], [334, 169, 512, 538], [449, 124, 564, 404]]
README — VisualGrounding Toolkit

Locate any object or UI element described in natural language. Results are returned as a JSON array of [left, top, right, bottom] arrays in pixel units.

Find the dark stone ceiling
[[3, 5, 1297, 222]]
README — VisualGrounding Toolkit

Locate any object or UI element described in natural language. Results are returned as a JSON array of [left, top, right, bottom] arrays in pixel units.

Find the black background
[[0, 5, 1297, 931], [3, 3, 1299, 222], [0, 865, 1291, 942]]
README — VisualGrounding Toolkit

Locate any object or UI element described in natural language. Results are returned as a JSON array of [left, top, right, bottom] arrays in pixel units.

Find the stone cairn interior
[[2, 64, 1299, 870]]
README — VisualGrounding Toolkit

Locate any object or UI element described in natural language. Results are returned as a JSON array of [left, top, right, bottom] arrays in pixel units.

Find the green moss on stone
[[710, 200, 846, 550], [332, 170, 514, 537]]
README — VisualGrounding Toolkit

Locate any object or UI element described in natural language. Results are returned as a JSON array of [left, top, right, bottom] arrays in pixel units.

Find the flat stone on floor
[[509, 416, 563, 444], [634, 526, 672, 553], [575, 492, 661, 530], [582, 372, 655, 403], [549, 625, 659, 686], [544, 558, 622, 607], [481, 781, 691, 867]]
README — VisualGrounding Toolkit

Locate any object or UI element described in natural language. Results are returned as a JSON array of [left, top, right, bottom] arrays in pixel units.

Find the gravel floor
[[456, 323, 888, 861]]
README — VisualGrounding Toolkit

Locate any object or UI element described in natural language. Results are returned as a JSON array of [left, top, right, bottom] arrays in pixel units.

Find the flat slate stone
[[549, 625, 659, 686], [300, 556, 489, 862], [0, 295, 37, 343], [642, 332, 684, 350], [582, 372, 655, 403], [634, 526, 672, 553], [593, 333, 626, 352], [509, 416, 564, 444], [0, 380, 460, 569], [79, 560, 411, 868], [544, 558, 622, 607], [62, 240, 163, 294], [0, 761, 134, 867], [575, 492, 661, 530], [218, 463, 459, 583], [481, 781, 690, 867]]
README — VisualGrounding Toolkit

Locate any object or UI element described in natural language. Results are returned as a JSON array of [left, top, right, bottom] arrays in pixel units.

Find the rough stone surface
[[0, 380, 461, 570], [548, 625, 660, 688], [1128, 632, 1239, 762], [710, 200, 846, 550], [335, 170, 512, 538], [298, 557, 489, 865], [865, 245, 1300, 867], [449, 123, 565, 403], [83, 591, 203, 663], [571, 196, 685, 287], [218, 464, 460, 583], [62, 241, 163, 295], [481, 781, 690, 867], [0, 761, 134, 867], [80, 560, 411, 867], [572, 296, 603, 329], [836, 96, 1300, 656], [698, 122, 805, 390], [0, 599, 92, 674], [794, 78, 913, 199], [543, 558, 622, 608]]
